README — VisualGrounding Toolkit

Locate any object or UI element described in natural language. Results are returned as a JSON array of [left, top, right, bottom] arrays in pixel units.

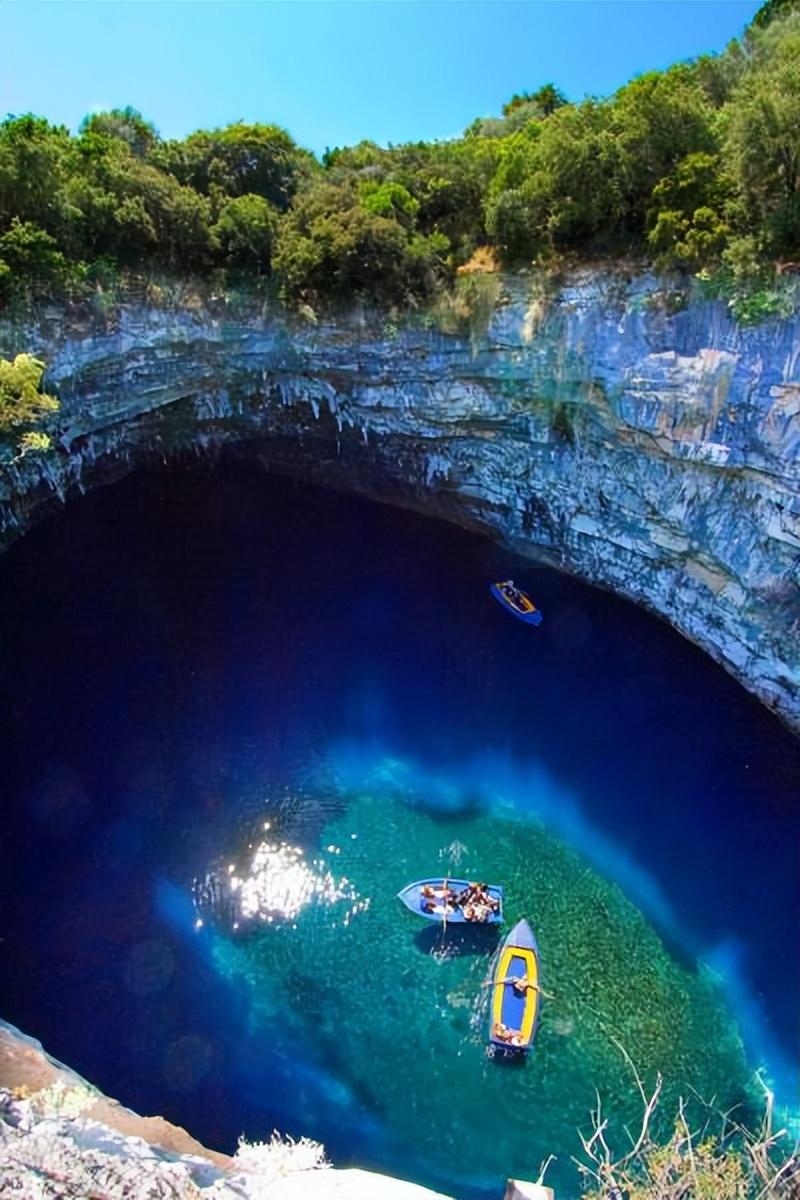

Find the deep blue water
[[0, 461, 797, 1197]]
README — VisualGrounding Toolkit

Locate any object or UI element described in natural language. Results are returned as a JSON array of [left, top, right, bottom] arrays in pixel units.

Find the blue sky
[[4, 1, 760, 156]]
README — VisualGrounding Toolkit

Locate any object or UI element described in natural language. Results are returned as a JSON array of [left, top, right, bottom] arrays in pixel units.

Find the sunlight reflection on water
[[194, 834, 369, 930]]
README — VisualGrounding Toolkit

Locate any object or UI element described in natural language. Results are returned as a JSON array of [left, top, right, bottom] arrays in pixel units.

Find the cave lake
[[0, 460, 797, 1199]]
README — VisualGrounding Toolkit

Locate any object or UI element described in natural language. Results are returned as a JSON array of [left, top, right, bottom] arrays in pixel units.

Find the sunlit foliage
[[0, 354, 58, 456], [502, 82, 568, 118], [79, 106, 158, 159]]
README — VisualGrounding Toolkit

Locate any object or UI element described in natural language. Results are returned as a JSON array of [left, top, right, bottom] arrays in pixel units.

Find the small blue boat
[[489, 918, 541, 1052], [490, 580, 543, 626], [397, 878, 504, 924]]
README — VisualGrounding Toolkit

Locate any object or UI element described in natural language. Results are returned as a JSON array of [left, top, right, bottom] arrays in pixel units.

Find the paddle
[[481, 976, 555, 1000]]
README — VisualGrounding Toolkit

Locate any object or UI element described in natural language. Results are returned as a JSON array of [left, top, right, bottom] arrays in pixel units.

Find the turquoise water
[[203, 769, 749, 1196], [0, 462, 797, 1199]]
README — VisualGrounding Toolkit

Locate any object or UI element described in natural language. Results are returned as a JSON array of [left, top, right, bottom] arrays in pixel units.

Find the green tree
[[611, 66, 717, 232], [153, 122, 316, 211], [360, 181, 420, 226], [0, 354, 59, 439], [0, 15, 796, 314], [724, 14, 800, 255], [0, 218, 74, 298], [274, 183, 446, 307], [213, 193, 280, 270], [79, 107, 159, 159], [503, 83, 568, 118], [378, 138, 499, 261], [691, 48, 747, 108], [0, 115, 71, 237], [751, 0, 800, 28], [322, 140, 384, 172], [487, 122, 543, 196], [647, 152, 730, 268], [487, 101, 626, 260], [64, 130, 215, 268]]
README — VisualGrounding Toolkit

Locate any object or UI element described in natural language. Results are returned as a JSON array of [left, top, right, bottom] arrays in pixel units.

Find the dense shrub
[[647, 152, 731, 268], [0, 219, 77, 300], [274, 185, 447, 308], [151, 122, 317, 211], [723, 13, 800, 256], [486, 102, 628, 259], [213, 194, 280, 271]]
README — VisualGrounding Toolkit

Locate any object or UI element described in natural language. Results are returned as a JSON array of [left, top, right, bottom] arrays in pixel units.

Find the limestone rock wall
[[0, 1021, 453, 1200], [0, 268, 797, 730]]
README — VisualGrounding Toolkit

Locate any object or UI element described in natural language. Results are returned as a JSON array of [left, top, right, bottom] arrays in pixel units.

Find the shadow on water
[[413, 923, 502, 959], [652, 923, 702, 977], [405, 793, 490, 824], [488, 1047, 529, 1070]]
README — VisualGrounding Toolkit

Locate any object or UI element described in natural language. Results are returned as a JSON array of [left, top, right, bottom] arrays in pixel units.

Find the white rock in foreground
[[0, 1021, 454, 1200], [0, 1087, 453, 1199]]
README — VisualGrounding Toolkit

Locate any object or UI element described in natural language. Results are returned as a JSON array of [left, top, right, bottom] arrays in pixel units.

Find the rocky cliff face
[[0, 1021, 453, 1199], [0, 268, 798, 730]]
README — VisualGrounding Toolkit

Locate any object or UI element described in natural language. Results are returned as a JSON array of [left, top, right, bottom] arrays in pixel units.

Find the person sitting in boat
[[458, 881, 489, 905], [422, 883, 457, 911], [464, 898, 492, 923], [422, 883, 456, 903], [422, 895, 457, 917], [501, 580, 524, 606], [507, 973, 539, 995], [461, 883, 498, 918], [459, 884, 481, 920], [492, 1022, 524, 1047]]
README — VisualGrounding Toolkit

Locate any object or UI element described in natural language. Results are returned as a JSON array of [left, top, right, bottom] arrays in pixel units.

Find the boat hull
[[489, 583, 543, 626], [397, 878, 504, 924], [489, 918, 541, 1051]]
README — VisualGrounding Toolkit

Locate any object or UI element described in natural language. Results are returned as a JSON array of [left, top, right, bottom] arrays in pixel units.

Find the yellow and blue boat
[[489, 580, 543, 626], [489, 918, 541, 1052]]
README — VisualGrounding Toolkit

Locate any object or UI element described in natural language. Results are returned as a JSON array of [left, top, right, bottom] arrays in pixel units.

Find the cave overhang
[[1, 269, 798, 732]]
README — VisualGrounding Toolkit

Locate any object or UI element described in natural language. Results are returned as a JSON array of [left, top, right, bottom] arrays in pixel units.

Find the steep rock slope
[[0, 269, 797, 729]]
